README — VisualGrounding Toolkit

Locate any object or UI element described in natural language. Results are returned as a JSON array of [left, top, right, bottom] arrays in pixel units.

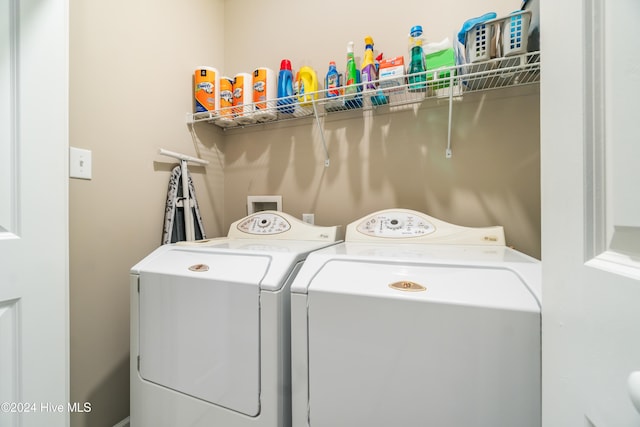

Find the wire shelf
[[190, 51, 540, 128]]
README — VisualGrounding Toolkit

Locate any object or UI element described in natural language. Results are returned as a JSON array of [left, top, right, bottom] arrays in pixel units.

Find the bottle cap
[[280, 59, 292, 70], [364, 35, 374, 45], [410, 25, 423, 37], [329, 61, 336, 66]]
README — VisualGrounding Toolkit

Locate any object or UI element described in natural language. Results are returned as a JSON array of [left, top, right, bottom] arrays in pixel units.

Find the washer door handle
[[629, 371, 640, 414]]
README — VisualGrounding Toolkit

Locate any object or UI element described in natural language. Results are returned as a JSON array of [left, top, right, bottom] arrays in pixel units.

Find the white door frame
[[0, 0, 69, 426], [541, 0, 640, 425]]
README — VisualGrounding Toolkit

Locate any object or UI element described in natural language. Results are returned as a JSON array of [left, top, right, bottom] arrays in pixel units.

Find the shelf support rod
[[445, 74, 454, 159], [311, 98, 330, 167]]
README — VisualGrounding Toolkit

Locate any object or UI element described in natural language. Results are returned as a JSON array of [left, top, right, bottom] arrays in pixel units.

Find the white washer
[[130, 211, 342, 427], [290, 209, 541, 427]]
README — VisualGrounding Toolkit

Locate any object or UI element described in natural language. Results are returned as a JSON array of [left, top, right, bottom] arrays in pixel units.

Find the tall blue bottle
[[408, 25, 427, 92], [277, 59, 295, 114]]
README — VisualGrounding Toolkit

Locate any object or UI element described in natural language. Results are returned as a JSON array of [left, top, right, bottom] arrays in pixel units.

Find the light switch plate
[[69, 147, 92, 180]]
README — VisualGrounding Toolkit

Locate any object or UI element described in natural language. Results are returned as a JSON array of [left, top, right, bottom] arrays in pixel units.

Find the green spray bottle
[[344, 41, 362, 108]]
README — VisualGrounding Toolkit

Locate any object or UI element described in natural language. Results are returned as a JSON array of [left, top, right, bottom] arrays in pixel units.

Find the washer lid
[[307, 259, 540, 312], [304, 260, 541, 427]]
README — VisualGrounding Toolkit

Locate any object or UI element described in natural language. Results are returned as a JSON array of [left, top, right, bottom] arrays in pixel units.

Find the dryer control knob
[[385, 218, 404, 230]]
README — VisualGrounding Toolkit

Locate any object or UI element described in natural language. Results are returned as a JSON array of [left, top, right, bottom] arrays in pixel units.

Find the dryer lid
[[137, 250, 269, 416], [134, 247, 270, 283]]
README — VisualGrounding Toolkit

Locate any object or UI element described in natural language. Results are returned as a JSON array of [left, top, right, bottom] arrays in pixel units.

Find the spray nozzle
[[410, 25, 423, 37]]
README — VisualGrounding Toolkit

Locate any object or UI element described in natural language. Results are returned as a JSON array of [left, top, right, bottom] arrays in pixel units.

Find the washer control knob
[[257, 218, 271, 228]]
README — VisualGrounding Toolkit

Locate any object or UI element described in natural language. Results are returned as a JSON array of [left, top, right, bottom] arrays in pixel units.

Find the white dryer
[[290, 209, 541, 427], [130, 211, 342, 427]]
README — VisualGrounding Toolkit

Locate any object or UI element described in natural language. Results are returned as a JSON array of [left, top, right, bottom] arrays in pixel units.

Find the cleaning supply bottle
[[344, 41, 362, 108], [424, 38, 456, 90], [361, 36, 388, 105], [408, 25, 427, 92], [375, 52, 383, 74], [296, 66, 318, 107], [325, 61, 340, 98], [277, 59, 295, 114], [361, 36, 377, 92]]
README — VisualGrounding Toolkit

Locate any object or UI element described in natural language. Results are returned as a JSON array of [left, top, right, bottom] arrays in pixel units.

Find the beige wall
[[223, 86, 540, 257], [220, 0, 540, 258], [69, 0, 224, 426], [69, 0, 539, 426]]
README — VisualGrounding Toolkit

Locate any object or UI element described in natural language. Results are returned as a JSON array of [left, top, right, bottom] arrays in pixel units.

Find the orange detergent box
[[378, 56, 406, 92]]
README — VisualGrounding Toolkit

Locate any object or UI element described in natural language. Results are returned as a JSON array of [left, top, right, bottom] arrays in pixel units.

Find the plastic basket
[[500, 10, 531, 57], [464, 10, 532, 64], [465, 20, 495, 63]]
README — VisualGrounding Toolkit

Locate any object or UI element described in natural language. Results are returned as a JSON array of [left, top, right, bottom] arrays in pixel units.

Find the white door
[[0, 0, 69, 426], [542, 0, 640, 425]]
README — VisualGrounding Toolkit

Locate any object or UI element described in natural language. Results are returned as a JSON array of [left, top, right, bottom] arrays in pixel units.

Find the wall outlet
[[302, 213, 314, 225], [69, 147, 92, 180]]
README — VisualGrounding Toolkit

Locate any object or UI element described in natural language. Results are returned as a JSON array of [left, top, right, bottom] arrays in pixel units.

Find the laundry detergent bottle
[[277, 59, 295, 114], [296, 66, 318, 106], [408, 25, 427, 92]]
